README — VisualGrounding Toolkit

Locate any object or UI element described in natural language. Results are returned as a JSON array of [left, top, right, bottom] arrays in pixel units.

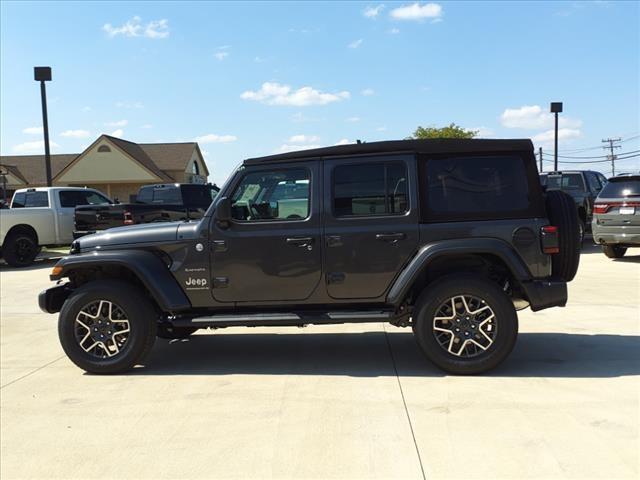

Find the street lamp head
[[34, 66, 52, 82], [550, 102, 563, 113]]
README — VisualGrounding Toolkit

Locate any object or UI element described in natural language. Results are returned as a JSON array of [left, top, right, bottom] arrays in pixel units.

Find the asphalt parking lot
[[1, 242, 638, 480]]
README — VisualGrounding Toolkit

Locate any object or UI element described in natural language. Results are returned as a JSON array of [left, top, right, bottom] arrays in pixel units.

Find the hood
[[76, 222, 181, 250]]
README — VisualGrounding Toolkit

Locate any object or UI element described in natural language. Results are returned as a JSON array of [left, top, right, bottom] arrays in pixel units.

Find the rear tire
[[412, 274, 518, 375], [3, 231, 39, 267], [603, 245, 626, 259], [545, 190, 581, 281], [58, 280, 157, 374]]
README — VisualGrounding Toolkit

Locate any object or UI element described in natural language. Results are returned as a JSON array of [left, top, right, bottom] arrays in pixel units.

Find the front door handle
[[375, 232, 406, 244], [286, 236, 314, 247]]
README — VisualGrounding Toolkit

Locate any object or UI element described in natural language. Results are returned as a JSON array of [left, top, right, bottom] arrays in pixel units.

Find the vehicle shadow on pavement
[[0, 258, 57, 272], [136, 331, 640, 378]]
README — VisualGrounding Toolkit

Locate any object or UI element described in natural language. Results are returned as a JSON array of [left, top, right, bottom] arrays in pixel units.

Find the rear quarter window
[[422, 154, 537, 221]]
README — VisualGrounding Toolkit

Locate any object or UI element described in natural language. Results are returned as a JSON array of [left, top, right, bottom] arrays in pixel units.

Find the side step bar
[[171, 310, 396, 328]]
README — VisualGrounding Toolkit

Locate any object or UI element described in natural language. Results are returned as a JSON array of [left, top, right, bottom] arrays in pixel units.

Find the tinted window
[[181, 185, 216, 207], [59, 190, 111, 208], [545, 173, 585, 191], [13, 191, 49, 208], [426, 156, 529, 217], [333, 162, 408, 217], [231, 168, 310, 221], [600, 178, 640, 198], [136, 187, 153, 203], [152, 187, 182, 204], [586, 172, 602, 192]]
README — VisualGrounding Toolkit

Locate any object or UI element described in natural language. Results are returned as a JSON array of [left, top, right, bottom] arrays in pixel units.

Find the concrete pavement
[[1, 243, 638, 479]]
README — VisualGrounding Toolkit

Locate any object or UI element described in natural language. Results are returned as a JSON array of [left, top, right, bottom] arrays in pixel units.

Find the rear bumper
[[592, 222, 640, 246], [521, 280, 567, 312], [38, 284, 72, 314]]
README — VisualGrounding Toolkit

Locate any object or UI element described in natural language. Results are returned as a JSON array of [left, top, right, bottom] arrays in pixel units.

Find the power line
[[602, 137, 622, 176], [540, 153, 640, 165], [541, 149, 640, 159]]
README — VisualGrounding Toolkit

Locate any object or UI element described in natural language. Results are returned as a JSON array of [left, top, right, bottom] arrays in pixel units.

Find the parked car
[[74, 183, 219, 237], [540, 170, 608, 241], [40, 138, 581, 375], [0, 187, 112, 267], [592, 174, 640, 258]]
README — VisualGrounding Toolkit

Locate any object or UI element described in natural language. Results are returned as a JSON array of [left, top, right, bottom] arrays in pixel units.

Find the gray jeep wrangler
[[40, 139, 581, 375]]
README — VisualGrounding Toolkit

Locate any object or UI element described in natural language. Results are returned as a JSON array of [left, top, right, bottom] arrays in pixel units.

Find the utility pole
[[539, 147, 543, 173], [550, 102, 563, 171], [602, 137, 621, 176]]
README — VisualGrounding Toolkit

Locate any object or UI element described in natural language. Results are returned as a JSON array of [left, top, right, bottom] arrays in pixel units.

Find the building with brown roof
[[0, 134, 209, 202]]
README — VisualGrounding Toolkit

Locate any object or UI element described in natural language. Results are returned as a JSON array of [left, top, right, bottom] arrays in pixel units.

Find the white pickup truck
[[0, 187, 112, 267]]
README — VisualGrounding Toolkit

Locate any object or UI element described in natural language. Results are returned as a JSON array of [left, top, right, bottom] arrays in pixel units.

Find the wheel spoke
[[74, 300, 130, 361]]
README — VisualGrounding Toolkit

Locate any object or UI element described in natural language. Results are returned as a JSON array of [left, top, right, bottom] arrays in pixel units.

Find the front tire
[[58, 280, 157, 374], [603, 245, 627, 259], [412, 274, 518, 375]]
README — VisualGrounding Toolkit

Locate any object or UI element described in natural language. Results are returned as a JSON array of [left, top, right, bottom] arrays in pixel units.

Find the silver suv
[[592, 174, 640, 258]]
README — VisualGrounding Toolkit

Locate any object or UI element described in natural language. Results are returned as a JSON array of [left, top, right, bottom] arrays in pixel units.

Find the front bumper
[[591, 222, 640, 246], [38, 284, 72, 314], [521, 280, 567, 312]]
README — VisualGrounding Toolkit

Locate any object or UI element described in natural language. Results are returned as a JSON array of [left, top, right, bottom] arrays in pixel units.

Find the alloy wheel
[[74, 300, 130, 358], [432, 295, 497, 357]]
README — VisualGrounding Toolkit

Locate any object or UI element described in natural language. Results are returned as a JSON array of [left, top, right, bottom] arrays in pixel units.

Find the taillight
[[594, 203, 609, 214], [123, 211, 134, 225], [541, 225, 560, 254]]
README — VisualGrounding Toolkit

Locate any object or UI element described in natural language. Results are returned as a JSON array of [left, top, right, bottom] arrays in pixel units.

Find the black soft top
[[245, 138, 534, 165]]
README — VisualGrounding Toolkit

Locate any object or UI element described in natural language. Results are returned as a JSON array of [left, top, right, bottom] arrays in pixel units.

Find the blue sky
[[1, 1, 638, 183]]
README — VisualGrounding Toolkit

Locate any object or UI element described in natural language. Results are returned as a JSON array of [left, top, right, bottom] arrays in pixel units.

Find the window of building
[[97, 145, 111, 153], [192, 161, 200, 175], [59, 190, 111, 208], [424, 155, 530, 220], [333, 162, 408, 217], [230, 168, 310, 221]]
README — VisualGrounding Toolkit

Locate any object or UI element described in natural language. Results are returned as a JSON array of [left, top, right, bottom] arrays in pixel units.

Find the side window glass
[[24, 191, 49, 207], [230, 168, 310, 221], [136, 188, 153, 203], [586, 172, 602, 192], [333, 162, 408, 217]]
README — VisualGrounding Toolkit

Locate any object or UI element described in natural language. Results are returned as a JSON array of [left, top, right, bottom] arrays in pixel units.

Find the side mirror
[[215, 196, 231, 228]]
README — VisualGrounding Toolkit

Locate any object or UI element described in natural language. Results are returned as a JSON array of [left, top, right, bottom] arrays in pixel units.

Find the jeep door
[[210, 162, 322, 303], [323, 155, 419, 299]]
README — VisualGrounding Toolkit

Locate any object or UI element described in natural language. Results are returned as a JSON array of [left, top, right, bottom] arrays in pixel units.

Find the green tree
[[410, 123, 478, 139]]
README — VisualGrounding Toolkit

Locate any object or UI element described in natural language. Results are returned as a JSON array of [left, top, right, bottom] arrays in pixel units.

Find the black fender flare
[[50, 250, 191, 312], [386, 238, 533, 306]]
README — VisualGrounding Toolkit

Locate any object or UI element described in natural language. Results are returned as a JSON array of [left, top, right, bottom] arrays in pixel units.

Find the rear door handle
[[375, 232, 406, 243], [286, 236, 314, 247]]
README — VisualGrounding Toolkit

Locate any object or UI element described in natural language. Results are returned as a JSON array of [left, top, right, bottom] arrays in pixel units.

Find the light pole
[[550, 102, 563, 172], [34, 66, 53, 186]]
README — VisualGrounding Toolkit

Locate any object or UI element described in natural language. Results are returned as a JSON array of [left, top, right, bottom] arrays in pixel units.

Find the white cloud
[[364, 5, 385, 18], [104, 119, 128, 127], [376, 126, 387, 132], [472, 126, 495, 137], [12, 140, 60, 154], [389, 27, 401, 34], [116, 101, 143, 109], [61, 129, 91, 138], [110, 129, 124, 138], [289, 134, 320, 144], [346, 116, 361, 122], [348, 38, 364, 49], [254, 56, 267, 63], [22, 126, 43, 135], [274, 143, 322, 154], [194, 133, 237, 144], [361, 88, 375, 96], [82, 106, 92, 112], [241, 82, 350, 107], [214, 51, 229, 61], [102, 16, 169, 39], [500, 105, 582, 129], [390, 3, 443, 21], [141, 124, 153, 129], [532, 128, 582, 144], [335, 139, 351, 145]]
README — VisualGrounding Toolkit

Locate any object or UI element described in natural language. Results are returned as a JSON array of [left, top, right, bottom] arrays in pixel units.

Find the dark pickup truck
[[74, 183, 219, 237]]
